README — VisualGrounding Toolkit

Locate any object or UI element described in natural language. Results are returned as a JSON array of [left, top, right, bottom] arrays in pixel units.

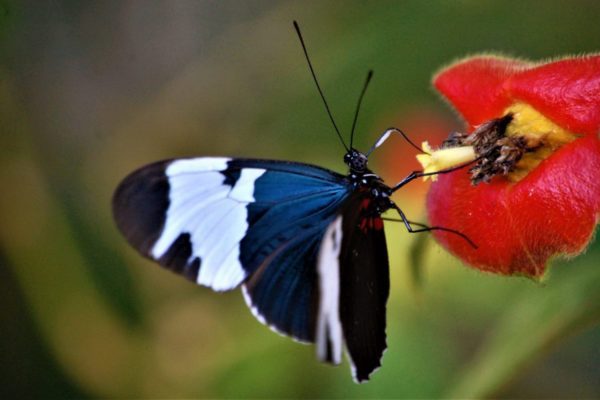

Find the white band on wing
[[315, 215, 343, 365]]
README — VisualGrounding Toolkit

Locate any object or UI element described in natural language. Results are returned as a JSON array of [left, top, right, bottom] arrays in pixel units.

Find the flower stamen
[[416, 142, 476, 181], [418, 114, 546, 184]]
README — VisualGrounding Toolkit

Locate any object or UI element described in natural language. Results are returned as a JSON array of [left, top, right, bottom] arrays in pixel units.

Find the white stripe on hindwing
[[316, 215, 343, 365], [151, 157, 266, 291]]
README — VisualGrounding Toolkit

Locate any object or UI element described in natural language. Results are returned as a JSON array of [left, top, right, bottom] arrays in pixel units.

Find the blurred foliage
[[447, 239, 600, 398], [0, 0, 599, 398]]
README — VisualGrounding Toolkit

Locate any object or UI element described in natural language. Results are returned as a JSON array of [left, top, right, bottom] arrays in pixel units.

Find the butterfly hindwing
[[315, 215, 344, 363], [315, 192, 390, 382], [242, 222, 325, 342], [340, 193, 390, 382]]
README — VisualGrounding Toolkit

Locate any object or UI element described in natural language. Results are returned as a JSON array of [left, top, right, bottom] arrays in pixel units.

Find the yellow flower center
[[504, 102, 578, 181]]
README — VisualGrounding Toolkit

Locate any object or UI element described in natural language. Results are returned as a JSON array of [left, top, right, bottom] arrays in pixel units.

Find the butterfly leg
[[390, 203, 477, 249], [382, 217, 430, 229], [390, 160, 475, 193], [366, 127, 423, 156]]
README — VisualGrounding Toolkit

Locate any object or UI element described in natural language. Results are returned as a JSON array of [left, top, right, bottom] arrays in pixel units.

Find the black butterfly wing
[[315, 191, 390, 382], [113, 157, 352, 341]]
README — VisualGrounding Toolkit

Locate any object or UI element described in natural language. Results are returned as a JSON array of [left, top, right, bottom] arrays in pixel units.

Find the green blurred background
[[1, 1, 599, 398]]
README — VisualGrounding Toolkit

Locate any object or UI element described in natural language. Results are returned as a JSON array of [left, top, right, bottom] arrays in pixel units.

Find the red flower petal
[[427, 134, 600, 276], [507, 55, 600, 135], [433, 57, 530, 127], [434, 55, 600, 134]]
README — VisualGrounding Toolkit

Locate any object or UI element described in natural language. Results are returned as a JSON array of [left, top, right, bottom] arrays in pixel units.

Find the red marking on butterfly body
[[358, 217, 384, 232], [356, 197, 384, 232]]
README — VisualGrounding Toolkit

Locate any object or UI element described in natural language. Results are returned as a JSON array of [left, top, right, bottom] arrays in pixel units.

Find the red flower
[[424, 55, 600, 277]]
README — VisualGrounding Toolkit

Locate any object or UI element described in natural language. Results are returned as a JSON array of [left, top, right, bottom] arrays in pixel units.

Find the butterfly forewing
[[113, 157, 352, 337]]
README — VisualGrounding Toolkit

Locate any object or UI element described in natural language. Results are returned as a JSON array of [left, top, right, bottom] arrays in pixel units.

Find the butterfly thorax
[[345, 149, 394, 215]]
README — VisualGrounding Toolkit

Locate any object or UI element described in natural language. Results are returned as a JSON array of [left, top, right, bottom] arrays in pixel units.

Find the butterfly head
[[344, 149, 369, 174]]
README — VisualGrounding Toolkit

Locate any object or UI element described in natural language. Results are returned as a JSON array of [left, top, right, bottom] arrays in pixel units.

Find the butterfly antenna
[[293, 21, 348, 151], [349, 70, 373, 149]]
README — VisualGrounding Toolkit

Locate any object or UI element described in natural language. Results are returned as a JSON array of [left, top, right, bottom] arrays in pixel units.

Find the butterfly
[[112, 21, 474, 383]]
